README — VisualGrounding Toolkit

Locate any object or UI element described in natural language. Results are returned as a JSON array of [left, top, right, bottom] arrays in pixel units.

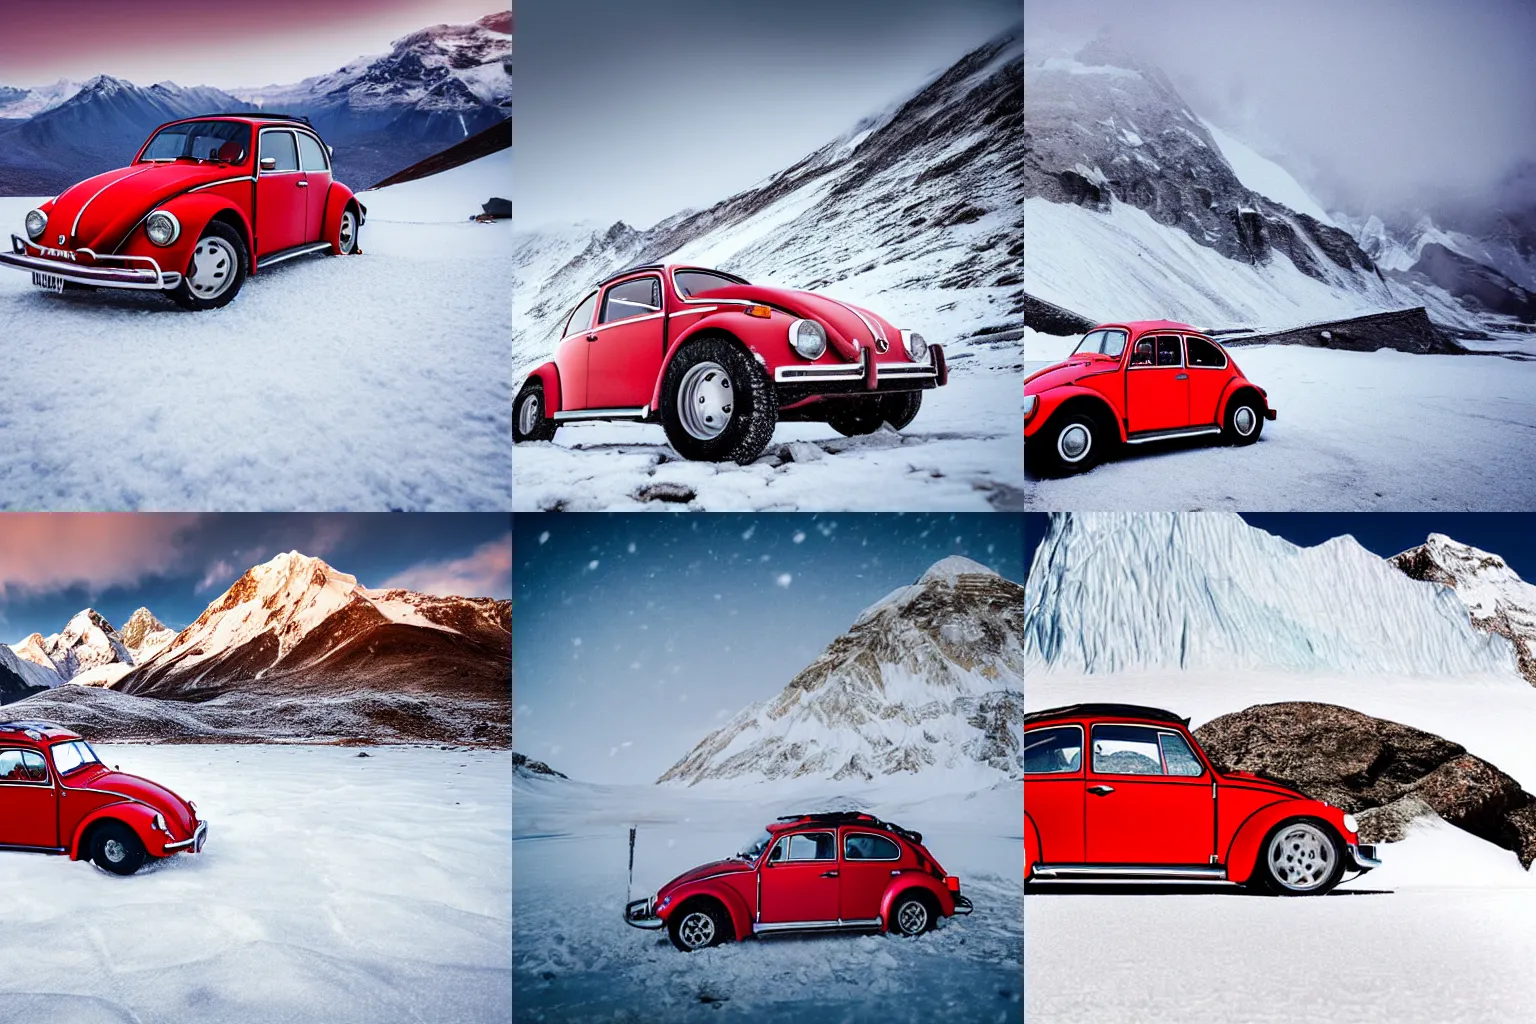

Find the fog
[[1026, 0, 1536, 220]]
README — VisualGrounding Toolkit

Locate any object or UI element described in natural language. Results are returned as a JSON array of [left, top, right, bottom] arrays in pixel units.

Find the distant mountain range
[[0, 12, 510, 194]]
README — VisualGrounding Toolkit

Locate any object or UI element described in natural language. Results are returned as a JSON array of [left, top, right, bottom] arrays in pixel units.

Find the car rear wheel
[[169, 221, 248, 311], [667, 901, 732, 952], [889, 891, 936, 936], [513, 379, 558, 443], [1253, 819, 1344, 896], [1028, 408, 1109, 477], [91, 822, 148, 876], [1223, 396, 1265, 446], [660, 337, 777, 464], [827, 391, 923, 436]]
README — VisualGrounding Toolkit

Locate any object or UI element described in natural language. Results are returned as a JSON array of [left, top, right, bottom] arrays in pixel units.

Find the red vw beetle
[[1024, 320, 1276, 475], [1024, 705, 1379, 895], [624, 812, 973, 951], [0, 720, 207, 875], [2, 114, 363, 310], [514, 265, 948, 464]]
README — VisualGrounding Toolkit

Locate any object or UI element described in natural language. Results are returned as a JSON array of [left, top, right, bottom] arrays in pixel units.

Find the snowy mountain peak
[[920, 555, 998, 583], [34, 607, 134, 682]]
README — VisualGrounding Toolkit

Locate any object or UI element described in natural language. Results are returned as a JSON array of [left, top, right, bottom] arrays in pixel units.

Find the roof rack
[[1025, 703, 1190, 726], [194, 112, 312, 124], [776, 811, 923, 845], [0, 719, 69, 733]]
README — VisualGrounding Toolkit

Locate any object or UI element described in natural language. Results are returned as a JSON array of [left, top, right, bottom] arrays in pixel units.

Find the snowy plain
[[1024, 328, 1536, 510], [512, 773, 1022, 1023], [0, 744, 511, 1024], [0, 149, 512, 510]]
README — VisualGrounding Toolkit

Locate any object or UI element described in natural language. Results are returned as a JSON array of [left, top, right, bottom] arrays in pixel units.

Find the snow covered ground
[[512, 773, 1022, 1023], [0, 744, 510, 1024], [0, 149, 511, 510], [1024, 329, 1536, 510]]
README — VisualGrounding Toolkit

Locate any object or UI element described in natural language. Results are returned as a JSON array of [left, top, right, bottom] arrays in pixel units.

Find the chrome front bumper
[[1346, 842, 1380, 872], [165, 820, 208, 852], [3, 234, 181, 291], [624, 896, 665, 930], [774, 345, 948, 391], [951, 893, 974, 915]]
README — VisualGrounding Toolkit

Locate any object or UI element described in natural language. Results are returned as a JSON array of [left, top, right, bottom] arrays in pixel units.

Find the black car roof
[[1024, 703, 1191, 726], [773, 811, 924, 845], [193, 112, 313, 124]]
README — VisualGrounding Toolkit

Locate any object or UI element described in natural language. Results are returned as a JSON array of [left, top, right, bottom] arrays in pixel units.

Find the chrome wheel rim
[[677, 361, 734, 440], [104, 839, 126, 863], [1057, 422, 1091, 463], [186, 236, 237, 299], [679, 911, 715, 948], [339, 211, 357, 254], [1267, 823, 1334, 891], [897, 901, 927, 934], [517, 392, 540, 435], [1234, 405, 1257, 436]]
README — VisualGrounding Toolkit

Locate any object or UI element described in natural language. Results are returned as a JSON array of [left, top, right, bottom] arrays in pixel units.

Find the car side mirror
[[327, 145, 334, 158], [260, 157, 277, 171]]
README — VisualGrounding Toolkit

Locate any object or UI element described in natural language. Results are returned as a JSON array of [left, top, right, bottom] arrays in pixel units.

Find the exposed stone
[[1226, 307, 1464, 355]]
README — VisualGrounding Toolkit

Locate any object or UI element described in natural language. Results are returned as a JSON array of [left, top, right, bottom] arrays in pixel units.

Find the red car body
[[624, 812, 972, 951], [1024, 705, 1378, 894], [1024, 320, 1276, 474], [0, 720, 207, 875], [514, 265, 948, 464], [3, 114, 364, 309]]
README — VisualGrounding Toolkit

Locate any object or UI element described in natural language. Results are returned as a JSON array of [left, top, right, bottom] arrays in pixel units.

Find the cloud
[[196, 559, 237, 594], [379, 535, 512, 599], [0, 514, 199, 600]]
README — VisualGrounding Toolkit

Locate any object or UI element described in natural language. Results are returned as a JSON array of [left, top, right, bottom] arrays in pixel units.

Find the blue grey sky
[[513, 514, 1025, 783]]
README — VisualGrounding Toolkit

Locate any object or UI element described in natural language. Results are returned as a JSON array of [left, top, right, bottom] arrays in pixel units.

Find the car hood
[[689, 284, 900, 361], [657, 858, 753, 896], [1024, 358, 1118, 393], [46, 162, 247, 252], [71, 767, 198, 833], [1220, 771, 1306, 800]]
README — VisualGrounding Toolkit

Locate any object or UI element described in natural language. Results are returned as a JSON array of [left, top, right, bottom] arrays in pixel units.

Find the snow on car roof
[[0, 720, 81, 739]]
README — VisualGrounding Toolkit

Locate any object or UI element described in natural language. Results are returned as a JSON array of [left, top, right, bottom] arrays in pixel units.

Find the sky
[[0, 513, 511, 642], [1024, 0, 1536, 219], [515, 0, 1020, 228], [0, 1, 501, 90], [1024, 513, 1536, 582], [513, 513, 1025, 784]]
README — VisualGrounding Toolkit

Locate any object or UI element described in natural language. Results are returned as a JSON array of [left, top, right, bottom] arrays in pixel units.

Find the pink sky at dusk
[[0, 513, 199, 598]]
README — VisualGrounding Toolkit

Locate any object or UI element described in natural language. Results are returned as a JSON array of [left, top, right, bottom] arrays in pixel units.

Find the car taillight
[[945, 876, 960, 892]]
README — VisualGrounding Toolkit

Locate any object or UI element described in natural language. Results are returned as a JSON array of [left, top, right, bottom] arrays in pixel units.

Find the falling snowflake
[[587, 559, 599, 570], [776, 573, 793, 588], [742, 524, 757, 540], [792, 531, 806, 544], [538, 531, 550, 544], [627, 542, 636, 553]]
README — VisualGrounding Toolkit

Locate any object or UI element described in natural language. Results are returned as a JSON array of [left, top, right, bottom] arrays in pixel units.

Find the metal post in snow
[[627, 825, 637, 906]]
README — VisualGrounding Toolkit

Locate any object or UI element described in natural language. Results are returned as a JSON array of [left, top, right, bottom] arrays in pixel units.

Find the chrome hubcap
[[1268, 823, 1334, 891], [518, 392, 540, 435], [1057, 422, 1091, 462], [339, 211, 356, 253], [187, 236, 237, 299], [897, 901, 927, 934], [1234, 405, 1256, 435], [677, 361, 734, 440], [104, 839, 125, 863], [679, 911, 715, 948]]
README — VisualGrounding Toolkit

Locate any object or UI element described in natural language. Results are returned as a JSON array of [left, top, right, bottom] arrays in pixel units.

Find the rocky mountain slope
[[515, 26, 1023, 368], [1025, 512, 1517, 678], [1392, 535, 1536, 687], [0, 645, 56, 702], [119, 606, 176, 663], [658, 556, 1024, 786]]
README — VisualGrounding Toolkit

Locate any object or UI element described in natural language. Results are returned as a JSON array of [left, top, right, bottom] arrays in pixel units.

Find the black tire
[[879, 391, 923, 431], [90, 821, 148, 876], [660, 336, 777, 464], [335, 205, 361, 255], [513, 379, 559, 443], [1250, 818, 1345, 896], [889, 891, 937, 937], [1223, 395, 1265, 446], [667, 900, 732, 952], [1028, 407, 1109, 477], [169, 220, 248, 310], [828, 392, 923, 436]]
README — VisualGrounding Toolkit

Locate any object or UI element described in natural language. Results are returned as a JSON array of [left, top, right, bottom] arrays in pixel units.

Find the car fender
[[662, 881, 754, 941], [1218, 378, 1269, 419], [879, 873, 953, 930], [1025, 384, 1125, 442], [1023, 812, 1040, 880], [115, 193, 252, 274], [70, 800, 171, 860], [522, 361, 563, 414], [321, 182, 362, 254], [1224, 797, 1339, 884], [647, 315, 765, 410]]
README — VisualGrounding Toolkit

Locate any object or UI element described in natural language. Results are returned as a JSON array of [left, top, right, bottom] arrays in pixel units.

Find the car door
[[1084, 723, 1213, 865], [838, 829, 903, 922], [1024, 723, 1086, 863], [1184, 334, 1233, 426], [553, 291, 599, 410], [586, 275, 666, 409], [0, 748, 58, 848], [758, 830, 839, 924], [1124, 334, 1190, 432], [255, 128, 307, 257], [294, 131, 332, 243]]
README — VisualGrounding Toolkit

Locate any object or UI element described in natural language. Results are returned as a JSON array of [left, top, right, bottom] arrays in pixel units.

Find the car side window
[[1159, 731, 1204, 776], [1185, 335, 1227, 368], [1024, 725, 1083, 774], [1091, 724, 1169, 775], [260, 131, 299, 173], [1129, 338, 1155, 367], [778, 831, 836, 861], [0, 748, 49, 783], [674, 270, 742, 297], [1156, 336, 1183, 366], [296, 133, 329, 173], [843, 832, 900, 861], [563, 292, 599, 338], [599, 277, 661, 324]]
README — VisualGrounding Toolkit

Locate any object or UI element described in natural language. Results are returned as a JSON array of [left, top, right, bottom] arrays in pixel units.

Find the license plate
[[31, 272, 65, 293]]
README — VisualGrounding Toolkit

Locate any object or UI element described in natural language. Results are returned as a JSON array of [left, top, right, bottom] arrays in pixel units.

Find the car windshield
[[674, 269, 747, 298], [1070, 328, 1128, 358], [737, 829, 773, 862], [50, 739, 102, 776], [139, 121, 251, 165]]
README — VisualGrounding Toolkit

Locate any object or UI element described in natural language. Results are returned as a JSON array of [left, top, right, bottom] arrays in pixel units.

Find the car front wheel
[[1224, 396, 1265, 445], [169, 221, 248, 311], [513, 379, 558, 443], [1253, 819, 1344, 896], [827, 391, 923, 436], [889, 892, 936, 936], [660, 337, 777, 464], [1028, 409, 1108, 477], [667, 901, 732, 952], [91, 822, 149, 876]]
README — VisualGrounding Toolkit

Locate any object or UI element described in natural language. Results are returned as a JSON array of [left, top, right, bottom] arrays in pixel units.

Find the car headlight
[[25, 209, 47, 241], [903, 329, 928, 361], [145, 210, 180, 247], [788, 318, 827, 359], [151, 813, 168, 833], [1343, 813, 1359, 834], [1023, 394, 1038, 421]]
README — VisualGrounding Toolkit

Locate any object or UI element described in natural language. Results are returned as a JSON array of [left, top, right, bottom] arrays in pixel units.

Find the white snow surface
[[1202, 121, 1335, 226], [513, 773, 1021, 1023], [0, 744, 510, 1023], [0, 153, 510, 510], [360, 147, 510, 224]]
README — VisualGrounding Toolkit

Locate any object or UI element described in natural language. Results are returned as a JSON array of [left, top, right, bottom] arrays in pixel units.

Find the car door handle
[[297, 180, 308, 187], [1174, 372, 1188, 380], [820, 870, 839, 878], [586, 333, 598, 342], [1088, 785, 1115, 796]]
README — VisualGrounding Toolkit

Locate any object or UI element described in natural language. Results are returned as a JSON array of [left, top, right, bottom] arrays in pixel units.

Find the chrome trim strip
[[1, 239, 180, 291], [1124, 425, 1223, 445], [553, 406, 650, 422], [668, 306, 719, 318], [71, 165, 154, 238], [775, 360, 936, 383], [1030, 864, 1229, 881], [189, 175, 258, 193], [828, 297, 887, 350], [1346, 843, 1381, 871], [0, 843, 68, 854], [589, 311, 664, 334], [256, 241, 331, 269], [753, 917, 883, 934]]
